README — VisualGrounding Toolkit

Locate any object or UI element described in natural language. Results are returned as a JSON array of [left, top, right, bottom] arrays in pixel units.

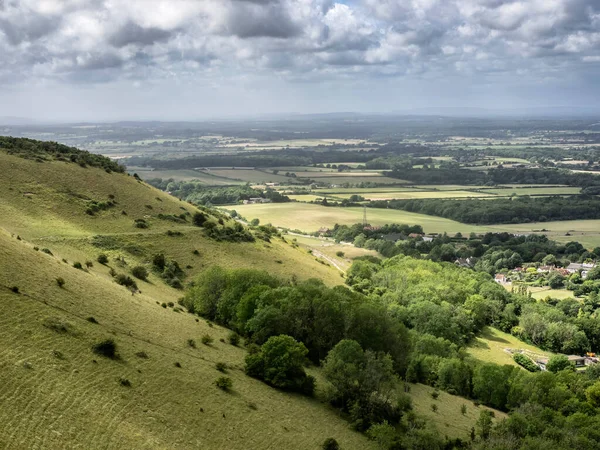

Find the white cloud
[[1, 0, 599, 118]]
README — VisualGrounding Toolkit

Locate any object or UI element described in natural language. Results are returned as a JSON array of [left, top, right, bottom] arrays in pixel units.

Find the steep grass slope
[[0, 231, 372, 449], [0, 150, 342, 286], [0, 144, 369, 449]]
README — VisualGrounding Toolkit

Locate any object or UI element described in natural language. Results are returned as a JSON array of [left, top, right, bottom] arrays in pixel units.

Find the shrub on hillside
[[215, 376, 233, 392], [92, 339, 118, 359], [56, 277, 65, 288], [192, 212, 207, 227], [513, 353, 540, 372], [216, 362, 228, 373], [228, 332, 240, 346], [131, 265, 148, 281], [114, 274, 138, 290], [201, 334, 214, 345], [245, 335, 315, 395], [73, 262, 83, 270], [134, 219, 149, 229], [322, 438, 340, 450]]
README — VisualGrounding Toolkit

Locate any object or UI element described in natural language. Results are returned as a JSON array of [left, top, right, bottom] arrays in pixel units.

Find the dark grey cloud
[[109, 21, 174, 48], [223, 3, 301, 38], [0, 13, 60, 45]]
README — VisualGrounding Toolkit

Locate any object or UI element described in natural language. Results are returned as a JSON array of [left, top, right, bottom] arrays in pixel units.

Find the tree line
[[376, 195, 600, 224]]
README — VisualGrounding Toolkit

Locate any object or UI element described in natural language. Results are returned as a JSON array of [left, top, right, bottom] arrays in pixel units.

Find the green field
[[492, 219, 600, 248], [468, 327, 551, 367], [406, 383, 506, 440], [527, 287, 575, 300], [129, 167, 244, 185]]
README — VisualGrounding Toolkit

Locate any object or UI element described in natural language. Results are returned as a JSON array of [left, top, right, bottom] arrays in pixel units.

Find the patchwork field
[[482, 187, 581, 196], [130, 167, 244, 185], [231, 203, 492, 235], [234, 202, 600, 248], [326, 190, 494, 200]]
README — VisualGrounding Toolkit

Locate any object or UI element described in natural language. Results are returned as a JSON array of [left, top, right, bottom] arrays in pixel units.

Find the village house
[[455, 257, 476, 268], [566, 262, 596, 279], [494, 274, 508, 284]]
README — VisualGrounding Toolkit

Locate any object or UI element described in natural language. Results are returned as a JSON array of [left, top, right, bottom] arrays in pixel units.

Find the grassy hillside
[[467, 327, 551, 367], [0, 150, 342, 286], [0, 230, 372, 449], [0, 145, 372, 449]]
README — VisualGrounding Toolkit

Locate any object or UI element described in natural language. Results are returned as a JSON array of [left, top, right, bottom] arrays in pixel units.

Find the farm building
[[243, 198, 272, 205], [455, 258, 476, 268]]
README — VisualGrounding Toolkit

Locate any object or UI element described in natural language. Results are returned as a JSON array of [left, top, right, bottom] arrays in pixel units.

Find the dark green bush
[[131, 265, 148, 280], [228, 332, 240, 346], [92, 339, 118, 359], [201, 334, 214, 345], [513, 353, 540, 372], [56, 277, 65, 288], [215, 376, 232, 391], [114, 274, 138, 290], [322, 438, 340, 450]]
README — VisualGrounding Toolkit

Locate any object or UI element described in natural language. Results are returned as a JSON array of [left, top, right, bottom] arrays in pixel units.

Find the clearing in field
[[467, 327, 551, 367], [406, 383, 506, 440], [286, 234, 379, 271]]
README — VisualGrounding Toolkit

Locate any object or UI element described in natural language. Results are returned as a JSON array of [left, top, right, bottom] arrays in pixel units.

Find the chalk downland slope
[[0, 140, 369, 449]]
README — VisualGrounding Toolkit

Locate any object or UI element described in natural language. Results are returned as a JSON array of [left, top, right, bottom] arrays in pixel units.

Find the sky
[[1, 0, 600, 121]]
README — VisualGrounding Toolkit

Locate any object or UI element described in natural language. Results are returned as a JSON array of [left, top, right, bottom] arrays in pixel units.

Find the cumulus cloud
[[0, 0, 600, 117]]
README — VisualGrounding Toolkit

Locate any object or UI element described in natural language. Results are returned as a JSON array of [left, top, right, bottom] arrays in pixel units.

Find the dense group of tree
[[346, 256, 600, 449], [179, 258, 600, 449], [147, 179, 290, 205], [0, 136, 125, 173], [327, 225, 593, 267], [377, 195, 600, 224], [387, 165, 600, 187]]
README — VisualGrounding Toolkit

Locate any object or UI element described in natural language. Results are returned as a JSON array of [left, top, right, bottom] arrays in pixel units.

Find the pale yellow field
[[331, 190, 494, 200], [231, 203, 493, 234]]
